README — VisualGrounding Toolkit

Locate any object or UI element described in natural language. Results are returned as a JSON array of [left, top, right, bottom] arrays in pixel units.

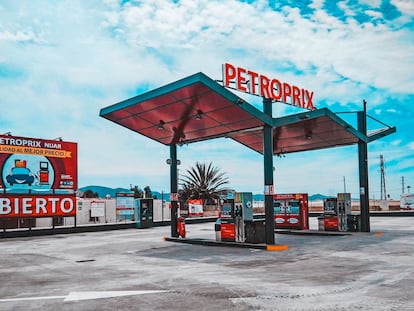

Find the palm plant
[[179, 162, 231, 206]]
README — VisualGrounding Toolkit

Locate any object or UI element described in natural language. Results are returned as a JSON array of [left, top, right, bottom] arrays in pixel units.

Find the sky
[[0, 0, 413, 200]]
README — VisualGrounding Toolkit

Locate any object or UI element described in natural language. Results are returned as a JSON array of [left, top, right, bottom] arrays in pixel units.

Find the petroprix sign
[[223, 63, 315, 110], [0, 194, 76, 218], [0, 135, 77, 191]]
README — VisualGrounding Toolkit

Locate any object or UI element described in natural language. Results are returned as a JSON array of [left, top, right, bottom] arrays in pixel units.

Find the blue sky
[[1, 0, 413, 200]]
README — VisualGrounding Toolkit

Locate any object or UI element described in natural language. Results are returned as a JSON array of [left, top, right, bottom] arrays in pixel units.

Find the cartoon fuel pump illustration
[[38, 161, 49, 185]]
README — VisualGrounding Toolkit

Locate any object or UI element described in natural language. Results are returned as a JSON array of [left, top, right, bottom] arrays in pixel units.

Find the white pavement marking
[[64, 290, 170, 302], [0, 296, 66, 302], [0, 290, 170, 303]]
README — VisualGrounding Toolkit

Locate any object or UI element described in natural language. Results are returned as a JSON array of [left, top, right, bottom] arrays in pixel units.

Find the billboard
[[0, 134, 77, 191]]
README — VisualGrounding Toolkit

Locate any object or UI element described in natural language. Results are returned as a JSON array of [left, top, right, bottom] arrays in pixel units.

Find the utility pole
[[401, 176, 405, 194], [343, 176, 347, 193], [380, 155, 387, 200]]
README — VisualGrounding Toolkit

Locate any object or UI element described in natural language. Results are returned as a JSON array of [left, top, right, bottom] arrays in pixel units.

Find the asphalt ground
[[0, 217, 413, 311]]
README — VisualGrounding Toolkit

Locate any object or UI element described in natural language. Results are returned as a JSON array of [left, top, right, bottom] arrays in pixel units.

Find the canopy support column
[[170, 144, 179, 237], [263, 98, 275, 245], [358, 100, 370, 232]]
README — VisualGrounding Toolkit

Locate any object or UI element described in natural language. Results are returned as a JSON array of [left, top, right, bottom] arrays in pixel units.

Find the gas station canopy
[[100, 72, 395, 154], [100, 70, 396, 238]]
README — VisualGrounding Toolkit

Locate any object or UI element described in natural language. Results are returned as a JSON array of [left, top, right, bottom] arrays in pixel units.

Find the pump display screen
[[324, 199, 337, 214], [288, 200, 300, 215], [274, 200, 300, 214], [221, 203, 232, 218], [273, 201, 284, 214]]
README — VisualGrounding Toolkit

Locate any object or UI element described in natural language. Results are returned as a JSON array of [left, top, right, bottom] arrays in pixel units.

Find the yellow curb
[[266, 244, 289, 251]]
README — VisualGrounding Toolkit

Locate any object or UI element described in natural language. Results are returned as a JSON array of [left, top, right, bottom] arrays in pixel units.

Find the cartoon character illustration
[[6, 160, 36, 186]]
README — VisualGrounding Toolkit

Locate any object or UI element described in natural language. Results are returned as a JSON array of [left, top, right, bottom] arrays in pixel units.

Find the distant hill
[[78, 185, 130, 198], [78, 185, 169, 200], [309, 193, 333, 201], [79, 186, 336, 202]]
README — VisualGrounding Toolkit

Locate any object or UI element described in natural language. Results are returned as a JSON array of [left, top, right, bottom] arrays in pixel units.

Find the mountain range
[[79, 185, 336, 201]]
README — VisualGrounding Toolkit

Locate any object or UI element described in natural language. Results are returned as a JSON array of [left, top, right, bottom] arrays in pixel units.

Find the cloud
[[392, 0, 414, 17]]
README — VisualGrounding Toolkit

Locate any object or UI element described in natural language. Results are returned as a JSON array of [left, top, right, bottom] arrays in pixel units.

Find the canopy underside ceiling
[[100, 72, 395, 155]]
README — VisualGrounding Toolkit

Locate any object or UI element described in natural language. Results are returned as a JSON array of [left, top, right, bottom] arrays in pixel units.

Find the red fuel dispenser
[[219, 199, 235, 242], [273, 193, 309, 230], [323, 193, 352, 231], [219, 193, 263, 243], [323, 198, 338, 231]]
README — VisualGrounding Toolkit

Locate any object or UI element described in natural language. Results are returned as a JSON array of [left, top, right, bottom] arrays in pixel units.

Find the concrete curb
[[164, 236, 268, 250], [163, 237, 291, 251], [275, 229, 352, 236]]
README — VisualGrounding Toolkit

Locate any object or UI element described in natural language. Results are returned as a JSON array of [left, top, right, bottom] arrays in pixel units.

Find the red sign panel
[[324, 215, 339, 231], [0, 135, 77, 191], [221, 222, 235, 241], [188, 199, 203, 217], [0, 194, 76, 218]]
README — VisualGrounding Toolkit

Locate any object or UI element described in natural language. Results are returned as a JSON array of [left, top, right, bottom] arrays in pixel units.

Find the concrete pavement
[[0, 217, 413, 310]]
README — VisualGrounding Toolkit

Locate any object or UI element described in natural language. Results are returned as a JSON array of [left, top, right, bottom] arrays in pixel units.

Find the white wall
[[76, 198, 117, 224], [34, 198, 170, 228], [153, 199, 170, 222]]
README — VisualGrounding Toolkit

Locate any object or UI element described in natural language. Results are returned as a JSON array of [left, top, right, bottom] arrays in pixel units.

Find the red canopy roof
[[100, 72, 395, 154]]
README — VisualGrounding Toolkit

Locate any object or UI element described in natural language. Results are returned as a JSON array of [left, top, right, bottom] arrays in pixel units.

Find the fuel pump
[[323, 198, 338, 231], [323, 194, 352, 231], [220, 198, 235, 242], [219, 193, 256, 243], [135, 198, 154, 229], [234, 202, 244, 242], [234, 192, 253, 243], [273, 193, 309, 230], [337, 193, 352, 231]]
